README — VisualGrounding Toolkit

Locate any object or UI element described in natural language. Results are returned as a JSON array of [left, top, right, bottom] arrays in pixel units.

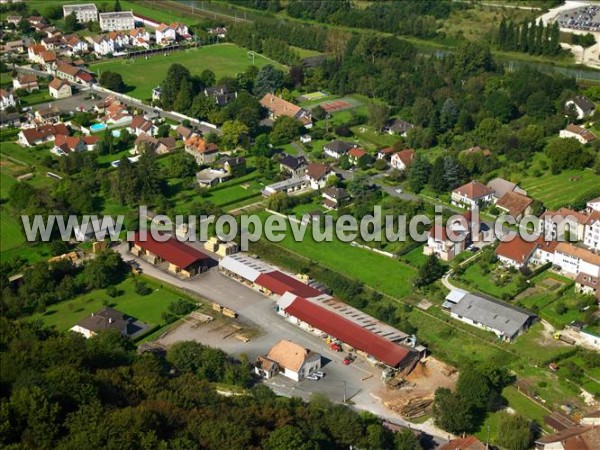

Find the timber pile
[[399, 397, 434, 419]]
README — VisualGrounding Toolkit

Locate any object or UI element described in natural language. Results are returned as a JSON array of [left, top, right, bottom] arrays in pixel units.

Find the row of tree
[[497, 19, 561, 56]]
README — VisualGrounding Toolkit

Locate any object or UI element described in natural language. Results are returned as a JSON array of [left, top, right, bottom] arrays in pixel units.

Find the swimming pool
[[90, 123, 107, 133]]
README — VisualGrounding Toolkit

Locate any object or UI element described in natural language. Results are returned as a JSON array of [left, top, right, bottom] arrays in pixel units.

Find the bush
[[335, 125, 352, 137], [106, 286, 122, 298], [554, 302, 567, 315], [133, 280, 152, 296]]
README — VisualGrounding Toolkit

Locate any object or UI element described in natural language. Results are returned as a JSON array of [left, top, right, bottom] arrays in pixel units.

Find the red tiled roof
[[133, 232, 211, 269], [348, 147, 367, 159], [496, 192, 533, 218], [82, 136, 99, 145], [21, 123, 69, 144], [306, 162, 330, 180], [49, 78, 69, 90], [283, 296, 414, 368], [439, 436, 486, 450], [453, 180, 493, 200], [495, 235, 538, 264], [255, 271, 322, 298], [393, 149, 414, 167], [54, 134, 81, 151]]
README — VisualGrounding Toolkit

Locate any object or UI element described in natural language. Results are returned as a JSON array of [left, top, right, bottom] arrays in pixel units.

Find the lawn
[[256, 211, 417, 299], [90, 44, 285, 101], [455, 262, 525, 299], [290, 46, 325, 59], [520, 160, 600, 210], [19, 89, 52, 107], [30, 276, 190, 333]]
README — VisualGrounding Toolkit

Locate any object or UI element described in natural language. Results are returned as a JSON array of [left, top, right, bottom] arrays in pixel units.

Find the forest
[[0, 319, 421, 449]]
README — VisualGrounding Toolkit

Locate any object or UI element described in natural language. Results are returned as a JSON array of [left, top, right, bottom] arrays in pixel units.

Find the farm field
[[30, 276, 189, 333], [90, 44, 284, 101], [520, 168, 600, 210]]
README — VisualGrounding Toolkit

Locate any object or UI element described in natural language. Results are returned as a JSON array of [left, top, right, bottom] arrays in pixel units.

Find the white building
[[49, 78, 72, 99], [0, 89, 16, 110], [554, 243, 600, 278], [70, 307, 130, 339], [390, 149, 414, 171], [584, 212, 600, 251], [256, 340, 321, 382], [565, 95, 595, 119], [91, 35, 115, 56], [99, 11, 135, 31], [451, 180, 494, 209], [73, 216, 117, 241], [559, 124, 597, 144], [156, 23, 176, 45], [587, 197, 600, 213], [63, 4, 98, 23]]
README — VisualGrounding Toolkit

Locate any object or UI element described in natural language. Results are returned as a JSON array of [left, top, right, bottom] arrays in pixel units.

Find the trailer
[[554, 333, 576, 345]]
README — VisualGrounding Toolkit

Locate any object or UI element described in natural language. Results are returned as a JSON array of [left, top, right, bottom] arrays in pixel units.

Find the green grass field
[[257, 211, 417, 298], [30, 276, 189, 332], [521, 169, 600, 210], [90, 44, 285, 101]]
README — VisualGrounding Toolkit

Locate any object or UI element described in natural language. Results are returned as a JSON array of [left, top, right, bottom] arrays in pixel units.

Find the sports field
[[90, 44, 284, 101]]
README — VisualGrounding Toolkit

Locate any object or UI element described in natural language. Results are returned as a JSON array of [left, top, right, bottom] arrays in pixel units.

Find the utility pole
[[343, 380, 347, 403]]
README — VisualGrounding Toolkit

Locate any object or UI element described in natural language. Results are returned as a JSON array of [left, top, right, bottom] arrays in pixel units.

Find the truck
[[554, 332, 576, 345]]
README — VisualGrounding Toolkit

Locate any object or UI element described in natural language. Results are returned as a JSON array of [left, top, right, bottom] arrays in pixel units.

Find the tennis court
[[298, 91, 329, 101], [320, 97, 362, 112]]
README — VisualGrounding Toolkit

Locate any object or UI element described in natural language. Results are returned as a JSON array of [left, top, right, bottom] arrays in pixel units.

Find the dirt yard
[[378, 357, 458, 419]]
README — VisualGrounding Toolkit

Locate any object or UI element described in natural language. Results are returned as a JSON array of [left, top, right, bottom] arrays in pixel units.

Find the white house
[[559, 124, 597, 144], [554, 243, 600, 278], [129, 115, 157, 136], [129, 28, 150, 47], [12, 74, 39, 92], [73, 216, 117, 241], [565, 95, 595, 119], [495, 235, 538, 268], [64, 34, 89, 54], [323, 140, 353, 159], [49, 78, 72, 99], [155, 23, 176, 45], [99, 11, 135, 31], [588, 197, 600, 213], [451, 181, 494, 209], [390, 149, 414, 171], [259, 93, 312, 128], [63, 4, 98, 23], [91, 35, 115, 56], [584, 212, 600, 251], [171, 22, 189, 38], [258, 340, 321, 382], [305, 162, 334, 190], [70, 307, 131, 339], [0, 89, 16, 110]]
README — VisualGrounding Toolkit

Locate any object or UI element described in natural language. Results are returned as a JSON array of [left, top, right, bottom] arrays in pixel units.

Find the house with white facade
[[48, 78, 72, 99], [495, 235, 538, 268], [554, 243, 600, 278], [91, 35, 115, 56], [63, 4, 98, 23], [156, 23, 176, 45], [451, 181, 494, 209], [13, 74, 39, 92], [390, 149, 414, 171], [305, 162, 334, 190], [70, 307, 131, 339], [99, 11, 135, 31], [256, 340, 321, 382], [323, 140, 354, 159], [559, 124, 597, 144], [424, 211, 478, 262], [0, 89, 16, 110], [565, 95, 595, 119]]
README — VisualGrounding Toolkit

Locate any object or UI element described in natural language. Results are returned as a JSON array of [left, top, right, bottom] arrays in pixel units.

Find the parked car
[[343, 354, 356, 365], [306, 374, 320, 381], [395, 188, 403, 194], [314, 371, 325, 378]]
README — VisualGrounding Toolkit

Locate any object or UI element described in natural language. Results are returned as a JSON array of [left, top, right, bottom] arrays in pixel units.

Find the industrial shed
[[130, 232, 212, 277], [277, 293, 419, 370]]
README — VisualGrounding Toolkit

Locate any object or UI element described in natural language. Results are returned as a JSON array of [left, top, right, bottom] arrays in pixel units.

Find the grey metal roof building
[[220, 253, 275, 282], [450, 293, 536, 341]]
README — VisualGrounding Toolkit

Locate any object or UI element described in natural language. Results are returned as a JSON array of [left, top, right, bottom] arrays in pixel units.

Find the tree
[[199, 69, 216, 88], [82, 250, 126, 289], [263, 425, 311, 450], [64, 12, 79, 33], [253, 64, 285, 97], [190, 94, 217, 121], [271, 116, 301, 144], [161, 64, 191, 109], [429, 157, 446, 193], [546, 138, 592, 172], [366, 101, 390, 132], [496, 413, 535, 450], [439, 97, 458, 131], [432, 388, 475, 434], [221, 120, 249, 149], [114, 0, 122, 11], [312, 105, 327, 120], [414, 255, 445, 287], [173, 79, 193, 113], [526, 91, 554, 118], [408, 155, 431, 193], [168, 151, 197, 179], [99, 71, 126, 93]]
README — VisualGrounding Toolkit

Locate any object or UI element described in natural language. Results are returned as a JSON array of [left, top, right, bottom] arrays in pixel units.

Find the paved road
[[114, 242, 449, 444], [13, 65, 221, 135]]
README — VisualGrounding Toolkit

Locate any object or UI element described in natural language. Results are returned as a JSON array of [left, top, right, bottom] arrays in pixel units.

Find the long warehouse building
[[220, 254, 421, 369]]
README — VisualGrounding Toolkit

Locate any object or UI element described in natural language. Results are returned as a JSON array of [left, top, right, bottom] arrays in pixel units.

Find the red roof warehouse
[[131, 232, 212, 277], [282, 295, 418, 368], [255, 271, 323, 298]]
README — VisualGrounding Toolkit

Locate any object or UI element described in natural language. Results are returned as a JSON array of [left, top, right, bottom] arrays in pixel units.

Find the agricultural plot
[[90, 44, 284, 101], [521, 168, 600, 210]]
